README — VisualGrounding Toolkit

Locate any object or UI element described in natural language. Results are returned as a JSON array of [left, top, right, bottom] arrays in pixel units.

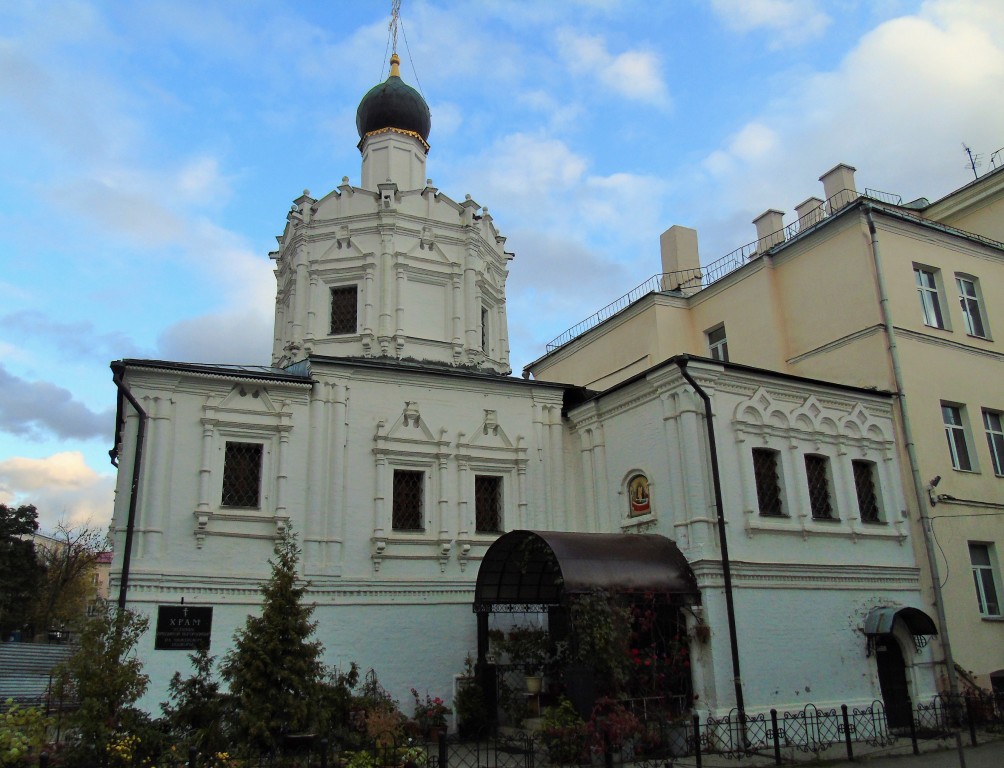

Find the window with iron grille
[[983, 409, 1004, 477], [330, 285, 358, 335], [481, 305, 489, 354], [752, 448, 784, 517], [942, 403, 974, 471], [475, 475, 503, 533], [392, 470, 425, 531], [221, 441, 263, 508], [970, 543, 1002, 617], [852, 460, 881, 523], [804, 455, 835, 520]]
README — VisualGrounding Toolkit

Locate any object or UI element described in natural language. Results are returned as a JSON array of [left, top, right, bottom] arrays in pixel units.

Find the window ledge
[[980, 615, 1004, 623]]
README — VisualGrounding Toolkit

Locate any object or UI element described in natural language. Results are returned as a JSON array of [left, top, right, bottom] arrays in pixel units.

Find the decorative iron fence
[[28, 692, 1004, 767]]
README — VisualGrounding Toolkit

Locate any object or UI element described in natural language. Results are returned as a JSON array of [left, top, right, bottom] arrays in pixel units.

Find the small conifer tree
[[55, 604, 150, 765], [161, 648, 227, 757], [221, 527, 323, 751]]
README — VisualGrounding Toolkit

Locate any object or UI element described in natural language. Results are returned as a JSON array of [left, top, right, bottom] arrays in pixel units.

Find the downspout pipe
[[676, 356, 746, 722], [111, 366, 148, 611], [864, 207, 966, 767]]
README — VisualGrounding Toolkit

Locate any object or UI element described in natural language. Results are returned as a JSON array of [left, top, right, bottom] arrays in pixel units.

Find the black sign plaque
[[155, 605, 213, 651]]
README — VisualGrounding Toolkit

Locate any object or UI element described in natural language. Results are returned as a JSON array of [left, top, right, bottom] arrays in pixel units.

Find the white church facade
[[109, 54, 938, 721]]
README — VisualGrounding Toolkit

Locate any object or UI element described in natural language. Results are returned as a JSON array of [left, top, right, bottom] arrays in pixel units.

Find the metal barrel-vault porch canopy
[[474, 530, 701, 612]]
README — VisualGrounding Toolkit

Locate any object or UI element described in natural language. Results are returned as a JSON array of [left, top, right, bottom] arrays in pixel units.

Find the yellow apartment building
[[526, 160, 1004, 694]]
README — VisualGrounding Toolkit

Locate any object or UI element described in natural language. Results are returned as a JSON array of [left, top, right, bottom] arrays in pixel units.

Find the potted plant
[[586, 698, 643, 761], [503, 626, 550, 692], [540, 697, 588, 764], [454, 655, 489, 739], [410, 688, 451, 741]]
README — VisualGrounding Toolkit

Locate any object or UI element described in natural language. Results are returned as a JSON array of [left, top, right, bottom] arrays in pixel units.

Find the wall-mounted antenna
[[962, 143, 982, 180]]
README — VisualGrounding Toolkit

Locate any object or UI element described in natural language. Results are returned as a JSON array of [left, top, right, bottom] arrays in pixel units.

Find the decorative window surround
[[454, 410, 526, 572], [372, 401, 450, 571], [733, 388, 906, 542], [193, 385, 296, 548]]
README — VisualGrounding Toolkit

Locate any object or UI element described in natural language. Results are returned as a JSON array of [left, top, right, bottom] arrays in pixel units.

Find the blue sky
[[2, 0, 1003, 534]]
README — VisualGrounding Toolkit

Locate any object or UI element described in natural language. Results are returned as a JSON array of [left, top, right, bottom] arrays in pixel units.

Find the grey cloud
[[0, 365, 114, 441], [1, 310, 146, 360]]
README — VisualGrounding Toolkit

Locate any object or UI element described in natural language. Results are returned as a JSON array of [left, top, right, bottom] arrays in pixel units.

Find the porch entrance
[[472, 530, 701, 724], [864, 605, 938, 730]]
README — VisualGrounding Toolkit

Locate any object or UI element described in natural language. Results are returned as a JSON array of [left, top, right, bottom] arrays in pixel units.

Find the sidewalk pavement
[[819, 739, 1004, 768], [664, 733, 1004, 767]]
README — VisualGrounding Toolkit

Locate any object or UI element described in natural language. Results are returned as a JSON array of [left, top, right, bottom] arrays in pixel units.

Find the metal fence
[[28, 691, 1004, 767]]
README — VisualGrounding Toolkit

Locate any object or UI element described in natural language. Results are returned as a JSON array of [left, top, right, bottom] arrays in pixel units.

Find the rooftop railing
[[544, 190, 864, 352], [545, 184, 1004, 354]]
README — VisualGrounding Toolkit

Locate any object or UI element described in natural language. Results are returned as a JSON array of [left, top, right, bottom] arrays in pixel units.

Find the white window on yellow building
[[983, 409, 1004, 477], [942, 403, 974, 471], [969, 543, 1002, 617], [956, 275, 989, 339], [914, 266, 946, 329], [707, 324, 728, 361]]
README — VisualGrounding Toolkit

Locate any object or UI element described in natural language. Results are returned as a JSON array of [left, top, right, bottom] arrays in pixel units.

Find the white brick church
[[109, 53, 938, 721]]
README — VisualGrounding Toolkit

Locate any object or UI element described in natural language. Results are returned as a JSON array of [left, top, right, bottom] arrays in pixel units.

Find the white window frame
[[707, 324, 729, 362], [956, 274, 989, 339], [942, 402, 976, 472], [983, 409, 1004, 477], [914, 265, 947, 329], [969, 542, 1002, 618]]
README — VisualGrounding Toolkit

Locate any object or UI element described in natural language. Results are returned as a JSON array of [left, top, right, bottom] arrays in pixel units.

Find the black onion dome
[[356, 54, 431, 143]]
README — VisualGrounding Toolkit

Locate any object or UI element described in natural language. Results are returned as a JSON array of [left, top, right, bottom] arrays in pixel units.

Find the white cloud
[[710, 0, 831, 46], [555, 29, 670, 107], [158, 308, 273, 365], [0, 452, 115, 532], [693, 0, 1004, 251], [175, 155, 230, 202]]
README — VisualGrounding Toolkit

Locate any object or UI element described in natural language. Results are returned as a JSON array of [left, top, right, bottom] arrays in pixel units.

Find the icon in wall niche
[[628, 474, 651, 516]]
